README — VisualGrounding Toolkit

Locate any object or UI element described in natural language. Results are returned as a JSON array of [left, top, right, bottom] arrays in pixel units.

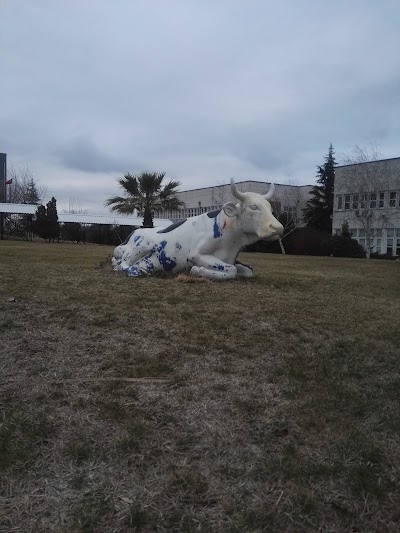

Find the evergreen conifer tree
[[303, 144, 336, 232], [34, 204, 49, 240], [46, 197, 59, 242], [33, 198, 59, 241]]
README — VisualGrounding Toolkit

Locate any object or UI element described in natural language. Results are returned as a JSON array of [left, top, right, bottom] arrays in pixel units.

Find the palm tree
[[105, 172, 184, 228]]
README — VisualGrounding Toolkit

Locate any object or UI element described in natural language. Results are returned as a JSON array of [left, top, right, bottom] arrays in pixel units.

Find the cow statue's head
[[222, 178, 284, 241]]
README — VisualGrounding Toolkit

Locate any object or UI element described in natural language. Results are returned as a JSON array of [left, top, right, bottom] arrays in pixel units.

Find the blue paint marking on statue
[[213, 217, 221, 239], [111, 178, 283, 280], [127, 265, 140, 277], [156, 240, 177, 272]]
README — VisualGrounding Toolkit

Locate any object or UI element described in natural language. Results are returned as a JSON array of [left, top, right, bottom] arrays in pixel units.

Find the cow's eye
[[250, 205, 258, 211]]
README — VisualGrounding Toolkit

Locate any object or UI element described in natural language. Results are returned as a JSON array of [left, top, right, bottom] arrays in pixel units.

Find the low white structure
[[333, 157, 400, 256], [0, 203, 171, 227], [112, 179, 283, 280], [0, 203, 171, 240]]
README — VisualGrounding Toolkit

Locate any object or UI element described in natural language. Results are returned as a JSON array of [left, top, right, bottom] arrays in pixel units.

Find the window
[[350, 229, 357, 238], [352, 195, 359, 210], [361, 194, 368, 209], [397, 233, 400, 256], [284, 205, 295, 214], [344, 195, 350, 210], [337, 196, 343, 210], [389, 191, 397, 207], [378, 192, 385, 208], [387, 229, 394, 255], [369, 193, 377, 209], [373, 230, 382, 254]]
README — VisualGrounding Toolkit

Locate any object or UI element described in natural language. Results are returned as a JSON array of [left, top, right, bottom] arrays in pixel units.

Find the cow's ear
[[222, 202, 238, 218]]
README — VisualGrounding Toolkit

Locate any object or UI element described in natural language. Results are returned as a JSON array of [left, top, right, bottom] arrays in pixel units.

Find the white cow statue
[[112, 178, 283, 280]]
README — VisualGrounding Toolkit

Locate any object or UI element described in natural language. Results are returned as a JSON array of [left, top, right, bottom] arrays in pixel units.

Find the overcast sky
[[1, 0, 399, 213]]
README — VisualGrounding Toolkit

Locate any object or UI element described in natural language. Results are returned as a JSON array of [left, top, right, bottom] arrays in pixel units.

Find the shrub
[[328, 235, 365, 258], [243, 228, 333, 256]]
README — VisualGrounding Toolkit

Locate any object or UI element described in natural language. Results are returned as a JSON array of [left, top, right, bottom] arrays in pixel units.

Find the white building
[[159, 180, 313, 225], [333, 157, 400, 256]]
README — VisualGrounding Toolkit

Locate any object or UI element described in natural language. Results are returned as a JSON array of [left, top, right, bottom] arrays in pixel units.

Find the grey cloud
[[54, 136, 135, 174]]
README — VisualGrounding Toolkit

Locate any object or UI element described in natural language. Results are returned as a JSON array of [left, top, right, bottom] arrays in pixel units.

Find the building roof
[[0, 203, 171, 227], [178, 179, 313, 193], [0, 203, 36, 214], [336, 156, 400, 169]]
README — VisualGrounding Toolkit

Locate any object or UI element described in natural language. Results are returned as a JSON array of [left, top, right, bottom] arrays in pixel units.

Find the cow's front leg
[[235, 260, 253, 278], [189, 254, 237, 280]]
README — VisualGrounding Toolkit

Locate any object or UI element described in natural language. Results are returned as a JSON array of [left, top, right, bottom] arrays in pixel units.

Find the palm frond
[[104, 196, 142, 214], [105, 171, 182, 223], [118, 174, 141, 196]]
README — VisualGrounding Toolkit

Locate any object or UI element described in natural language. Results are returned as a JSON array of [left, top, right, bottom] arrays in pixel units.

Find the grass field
[[0, 240, 399, 532]]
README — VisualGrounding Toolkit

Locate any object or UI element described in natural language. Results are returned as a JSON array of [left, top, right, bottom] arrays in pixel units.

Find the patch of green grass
[[117, 419, 149, 452], [72, 489, 110, 532], [125, 502, 152, 529], [168, 466, 211, 506], [64, 434, 93, 464], [0, 409, 54, 471], [125, 352, 176, 378], [0, 317, 18, 331]]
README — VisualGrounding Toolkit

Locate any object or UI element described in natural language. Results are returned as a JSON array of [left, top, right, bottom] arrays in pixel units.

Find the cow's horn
[[263, 183, 275, 200], [230, 178, 246, 201]]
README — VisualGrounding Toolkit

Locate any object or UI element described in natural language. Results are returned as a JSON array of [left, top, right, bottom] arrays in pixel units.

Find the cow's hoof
[[190, 266, 201, 277], [190, 266, 212, 278], [236, 263, 254, 278], [127, 266, 141, 277]]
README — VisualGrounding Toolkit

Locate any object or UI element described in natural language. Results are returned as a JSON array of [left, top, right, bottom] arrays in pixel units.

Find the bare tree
[[7, 164, 47, 204], [211, 180, 232, 208], [272, 183, 304, 253], [339, 142, 396, 258], [60, 196, 88, 214]]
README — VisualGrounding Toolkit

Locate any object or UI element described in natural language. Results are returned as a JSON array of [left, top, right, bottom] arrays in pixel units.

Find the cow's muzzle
[[262, 221, 284, 241]]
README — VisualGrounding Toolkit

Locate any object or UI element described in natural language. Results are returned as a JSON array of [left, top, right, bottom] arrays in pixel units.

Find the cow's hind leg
[[124, 252, 158, 277], [116, 245, 156, 274]]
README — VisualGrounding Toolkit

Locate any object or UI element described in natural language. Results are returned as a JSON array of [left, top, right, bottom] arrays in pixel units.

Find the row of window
[[160, 206, 219, 220], [162, 204, 298, 219], [344, 228, 400, 255], [283, 205, 297, 214], [336, 191, 399, 210]]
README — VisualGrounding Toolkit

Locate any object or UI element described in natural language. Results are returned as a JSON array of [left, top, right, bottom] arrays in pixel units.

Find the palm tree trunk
[[143, 207, 153, 228]]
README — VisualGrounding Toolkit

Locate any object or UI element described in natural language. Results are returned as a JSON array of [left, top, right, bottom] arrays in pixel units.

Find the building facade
[[333, 157, 400, 256], [158, 180, 313, 226]]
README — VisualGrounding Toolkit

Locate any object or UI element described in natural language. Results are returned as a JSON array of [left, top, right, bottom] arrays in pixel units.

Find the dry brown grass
[[175, 274, 209, 283], [0, 240, 399, 532]]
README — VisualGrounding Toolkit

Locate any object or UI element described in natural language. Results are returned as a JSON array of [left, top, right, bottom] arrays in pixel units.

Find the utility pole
[[0, 153, 6, 203], [0, 153, 6, 240]]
